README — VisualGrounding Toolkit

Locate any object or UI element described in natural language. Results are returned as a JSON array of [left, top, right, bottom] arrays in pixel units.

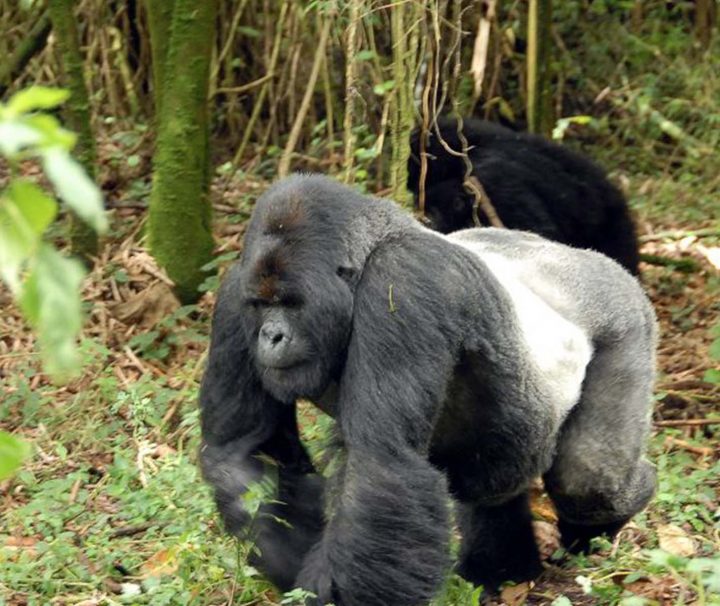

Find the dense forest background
[[0, 1, 718, 605]]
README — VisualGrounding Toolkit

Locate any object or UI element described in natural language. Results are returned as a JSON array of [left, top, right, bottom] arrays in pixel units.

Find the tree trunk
[[526, 0, 553, 136], [147, 0, 217, 304], [47, 0, 98, 260], [389, 2, 420, 206], [694, 0, 716, 50], [144, 0, 175, 115]]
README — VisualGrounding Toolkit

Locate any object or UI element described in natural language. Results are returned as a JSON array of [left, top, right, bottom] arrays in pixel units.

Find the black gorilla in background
[[407, 117, 640, 274], [200, 175, 656, 606]]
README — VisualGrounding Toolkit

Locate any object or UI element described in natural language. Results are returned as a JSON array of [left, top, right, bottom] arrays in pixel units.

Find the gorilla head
[[237, 181, 361, 403]]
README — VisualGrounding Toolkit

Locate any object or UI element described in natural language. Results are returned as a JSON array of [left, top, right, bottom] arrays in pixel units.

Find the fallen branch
[[664, 436, 715, 457], [655, 418, 720, 427], [109, 522, 157, 539]]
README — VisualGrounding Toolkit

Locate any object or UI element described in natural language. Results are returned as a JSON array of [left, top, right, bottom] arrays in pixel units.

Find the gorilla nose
[[260, 323, 288, 347], [258, 321, 298, 369]]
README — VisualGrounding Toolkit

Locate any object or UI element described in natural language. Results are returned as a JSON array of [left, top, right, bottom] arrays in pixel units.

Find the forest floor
[[0, 157, 718, 606]]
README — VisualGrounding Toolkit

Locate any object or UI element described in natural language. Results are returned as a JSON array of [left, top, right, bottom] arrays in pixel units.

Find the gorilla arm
[[295, 246, 455, 606], [199, 268, 324, 590]]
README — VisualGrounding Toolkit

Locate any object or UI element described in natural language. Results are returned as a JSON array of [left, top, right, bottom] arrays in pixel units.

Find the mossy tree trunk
[[526, 0, 553, 136], [694, 0, 716, 50], [144, 0, 175, 115], [146, 0, 217, 304], [389, 2, 421, 206], [47, 0, 98, 261]]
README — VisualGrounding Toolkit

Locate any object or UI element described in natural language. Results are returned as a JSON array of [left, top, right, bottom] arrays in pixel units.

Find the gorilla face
[[242, 245, 355, 404]]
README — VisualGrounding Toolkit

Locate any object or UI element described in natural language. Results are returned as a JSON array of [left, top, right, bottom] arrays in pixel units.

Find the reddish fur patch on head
[[254, 249, 285, 300], [265, 195, 305, 235]]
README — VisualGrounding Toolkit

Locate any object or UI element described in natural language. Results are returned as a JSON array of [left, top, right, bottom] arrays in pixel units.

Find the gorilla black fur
[[407, 117, 641, 274], [200, 174, 657, 606]]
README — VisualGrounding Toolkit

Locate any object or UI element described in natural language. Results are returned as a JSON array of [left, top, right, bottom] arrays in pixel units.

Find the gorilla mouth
[[260, 359, 307, 372]]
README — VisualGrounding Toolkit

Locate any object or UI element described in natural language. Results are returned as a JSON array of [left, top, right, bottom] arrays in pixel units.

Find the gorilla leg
[[456, 492, 543, 590], [544, 333, 656, 553]]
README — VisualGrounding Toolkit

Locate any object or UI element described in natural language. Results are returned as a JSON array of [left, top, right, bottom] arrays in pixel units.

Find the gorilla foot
[[558, 517, 628, 554], [456, 549, 543, 593]]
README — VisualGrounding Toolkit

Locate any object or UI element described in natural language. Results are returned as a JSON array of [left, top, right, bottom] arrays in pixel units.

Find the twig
[[655, 418, 720, 427], [212, 73, 274, 97], [664, 436, 715, 457], [0, 12, 52, 97], [640, 227, 720, 243], [108, 522, 156, 539], [466, 175, 504, 228], [278, 15, 332, 177]]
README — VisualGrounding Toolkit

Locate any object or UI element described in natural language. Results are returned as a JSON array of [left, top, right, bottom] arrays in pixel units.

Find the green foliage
[[128, 306, 204, 362], [0, 85, 107, 478], [0, 432, 31, 480], [0, 85, 107, 373]]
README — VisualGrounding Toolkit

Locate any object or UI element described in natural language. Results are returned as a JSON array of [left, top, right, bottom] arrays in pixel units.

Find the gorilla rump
[[200, 175, 656, 606], [407, 117, 640, 274]]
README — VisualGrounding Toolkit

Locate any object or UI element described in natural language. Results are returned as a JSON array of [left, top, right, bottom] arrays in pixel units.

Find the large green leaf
[[5, 86, 70, 117], [0, 181, 58, 292], [0, 431, 30, 480], [8, 180, 58, 233], [0, 121, 42, 156], [19, 244, 86, 378], [24, 113, 76, 149], [43, 148, 108, 234]]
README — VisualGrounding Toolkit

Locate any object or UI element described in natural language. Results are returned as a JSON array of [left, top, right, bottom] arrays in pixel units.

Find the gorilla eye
[[246, 298, 265, 309], [281, 295, 303, 309]]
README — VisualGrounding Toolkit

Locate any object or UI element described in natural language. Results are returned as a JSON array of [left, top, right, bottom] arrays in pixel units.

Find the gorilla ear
[[337, 266, 359, 287]]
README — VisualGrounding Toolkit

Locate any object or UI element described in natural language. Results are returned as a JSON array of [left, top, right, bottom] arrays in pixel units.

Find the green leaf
[[24, 114, 76, 149], [0, 431, 31, 480], [43, 148, 108, 233], [0, 121, 42, 156], [19, 244, 86, 378], [237, 26, 261, 38], [6, 87, 70, 116], [373, 80, 395, 96], [8, 180, 58, 234], [357, 50, 377, 61], [0, 182, 57, 292], [703, 368, 720, 384], [709, 338, 720, 360]]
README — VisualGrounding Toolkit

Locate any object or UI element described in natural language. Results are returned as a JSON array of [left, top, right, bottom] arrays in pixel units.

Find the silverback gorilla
[[407, 117, 641, 274], [200, 174, 656, 606]]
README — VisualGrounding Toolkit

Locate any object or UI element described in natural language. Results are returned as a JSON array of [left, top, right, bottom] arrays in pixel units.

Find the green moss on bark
[[144, 0, 175, 116], [147, 0, 217, 304], [47, 0, 98, 261]]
